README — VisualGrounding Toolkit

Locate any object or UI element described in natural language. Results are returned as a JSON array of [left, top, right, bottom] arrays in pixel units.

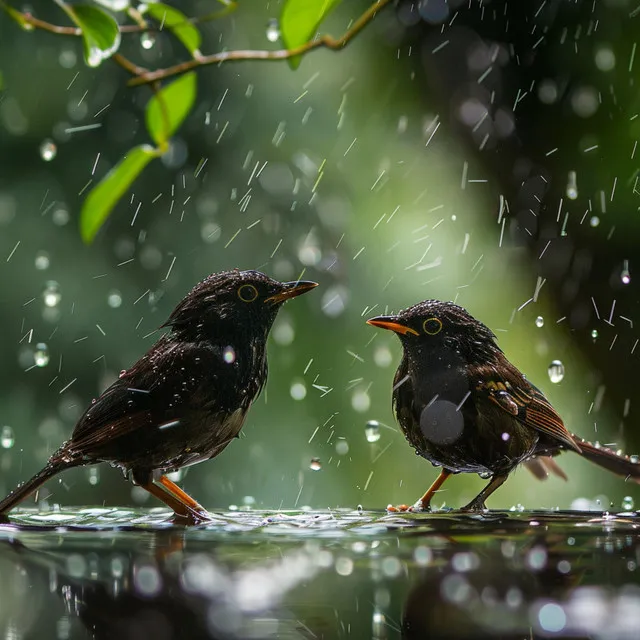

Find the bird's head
[[367, 300, 500, 362], [164, 270, 318, 338]]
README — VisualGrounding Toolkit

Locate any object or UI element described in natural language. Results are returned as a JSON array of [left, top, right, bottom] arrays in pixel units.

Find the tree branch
[[128, 0, 392, 87]]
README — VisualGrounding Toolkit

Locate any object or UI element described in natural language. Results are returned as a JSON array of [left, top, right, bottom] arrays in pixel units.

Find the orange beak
[[265, 280, 318, 305], [366, 315, 419, 336]]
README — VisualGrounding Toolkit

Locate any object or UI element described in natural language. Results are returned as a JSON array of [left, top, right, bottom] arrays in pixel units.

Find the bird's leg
[[387, 469, 452, 513], [460, 473, 509, 512], [140, 476, 212, 525], [157, 475, 212, 522]]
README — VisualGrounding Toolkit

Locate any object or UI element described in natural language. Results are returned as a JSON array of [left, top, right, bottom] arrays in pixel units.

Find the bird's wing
[[472, 362, 580, 452], [67, 337, 231, 454]]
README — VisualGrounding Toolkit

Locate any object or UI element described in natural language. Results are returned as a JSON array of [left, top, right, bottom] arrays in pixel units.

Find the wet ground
[[0, 508, 638, 639]]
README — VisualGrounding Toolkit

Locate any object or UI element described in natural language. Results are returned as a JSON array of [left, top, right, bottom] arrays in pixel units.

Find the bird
[[0, 270, 318, 525], [367, 300, 640, 512]]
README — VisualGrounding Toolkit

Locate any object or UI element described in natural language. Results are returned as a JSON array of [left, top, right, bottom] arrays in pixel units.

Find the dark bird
[[367, 300, 640, 512], [0, 270, 317, 525]]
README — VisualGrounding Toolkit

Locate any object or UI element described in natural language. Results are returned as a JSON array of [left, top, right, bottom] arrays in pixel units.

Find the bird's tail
[[0, 460, 73, 516], [571, 434, 640, 483]]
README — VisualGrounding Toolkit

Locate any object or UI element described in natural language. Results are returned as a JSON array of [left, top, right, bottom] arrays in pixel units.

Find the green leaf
[[145, 71, 197, 147], [80, 145, 157, 243], [1, 3, 35, 30], [146, 3, 202, 57], [281, 0, 342, 69], [57, 2, 121, 67]]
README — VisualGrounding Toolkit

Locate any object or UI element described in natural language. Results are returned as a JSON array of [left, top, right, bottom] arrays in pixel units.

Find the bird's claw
[[386, 502, 431, 513]]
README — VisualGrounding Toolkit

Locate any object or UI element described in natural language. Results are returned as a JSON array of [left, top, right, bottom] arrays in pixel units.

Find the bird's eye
[[423, 317, 442, 335], [237, 284, 259, 303]]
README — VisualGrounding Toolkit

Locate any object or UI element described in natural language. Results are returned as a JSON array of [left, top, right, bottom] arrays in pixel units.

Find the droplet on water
[[310, 457, 322, 471], [40, 139, 57, 161], [266, 19, 280, 42], [622, 496, 634, 510], [365, 420, 381, 443], [535, 316, 544, 328], [43, 281, 61, 308], [1, 426, 15, 449], [548, 360, 565, 384], [34, 343, 50, 367], [140, 32, 156, 50]]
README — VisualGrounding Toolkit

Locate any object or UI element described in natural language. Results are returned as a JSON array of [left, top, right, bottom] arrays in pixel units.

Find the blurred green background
[[0, 0, 637, 515]]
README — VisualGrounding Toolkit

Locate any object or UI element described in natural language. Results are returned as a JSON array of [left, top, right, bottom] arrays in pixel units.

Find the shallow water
[[0, 508, 639, 639]]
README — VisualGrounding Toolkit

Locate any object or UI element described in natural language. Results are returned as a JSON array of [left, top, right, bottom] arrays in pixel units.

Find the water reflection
[[0, 508, 638, 639]]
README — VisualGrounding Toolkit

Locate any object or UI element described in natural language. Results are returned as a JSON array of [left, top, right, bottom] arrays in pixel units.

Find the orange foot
[[386, 502, 430, 513]]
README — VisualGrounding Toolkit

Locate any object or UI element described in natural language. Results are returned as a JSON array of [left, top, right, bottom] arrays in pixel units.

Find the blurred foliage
[[0, 0, 638, 516]]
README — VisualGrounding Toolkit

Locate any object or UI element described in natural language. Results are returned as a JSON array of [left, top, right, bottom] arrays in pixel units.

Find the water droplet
[[310, 457, 322, 471], [622, 496, 634, 510], [140, 32, 156, 49], [266, 19, 280, 42], [591, 329, 599, 340], [290, 381, 307, 400], [40, 139, 57, 161], [373, 345, 393, 367], [43, 281, 61, 307], [589, 215, 600, 227], [273, 318, 295, 345], [223, 346, 236, 364], [365, 420, 381, 443], [621, 269, 631, 285], [87, 46, 103, 68], [335, 439, 349, 455], [535, 316, 544, 328], [1, 426, 15, 449], [631, 455, 639, 464], [478, 471, 492, 479], [548, 360, 565, 383], [35, 251, 50, 270], [34, 343, 50, 367], [108, 290, 122, 308], [119, 369, 127, 378], [351, 390, 371, 412], [87, 467, 100, 486], [566, 170, 578, 199]]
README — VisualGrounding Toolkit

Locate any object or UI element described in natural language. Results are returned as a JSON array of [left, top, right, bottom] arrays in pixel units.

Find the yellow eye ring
[[238, 284, 259, 303], [423, 317, 442, 335]]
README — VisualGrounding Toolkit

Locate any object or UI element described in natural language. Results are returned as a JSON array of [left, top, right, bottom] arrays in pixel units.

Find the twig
[[129, 0, 392, 86]]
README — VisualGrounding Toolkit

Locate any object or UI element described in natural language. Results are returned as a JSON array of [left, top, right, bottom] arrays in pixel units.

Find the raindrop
[[273, 318, 294, 345], [107, 290, 122, 308], [140, 32, 156, 50], [478, 471, 492, 479], [40, 139, 57, 161], [266, 19, 280, 42], [1, 426, 15, 449], [35, 251, 50, 270], [594, 46, 615, 71], [631, 455, 639, 464], [223, 346, 236, 364], [365, 420, 381, 443], [290, 381, 307, 400], [373, 345, 393, 367], [351, 389, 371, 412], [87, 467, 100, 486], [43, 281, 61, 308], [309, 457, 322, 471], [621, 260, 631, 284], [589, 216, 600, 227], [565, 170, 578, 200], [34, 343, 50, 367], [535, 316, 544, 328], [591, 329, 598, 340], [548, 360, 565, 384], [335, 439, 349, 455], [622, 496, 634, 510]]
